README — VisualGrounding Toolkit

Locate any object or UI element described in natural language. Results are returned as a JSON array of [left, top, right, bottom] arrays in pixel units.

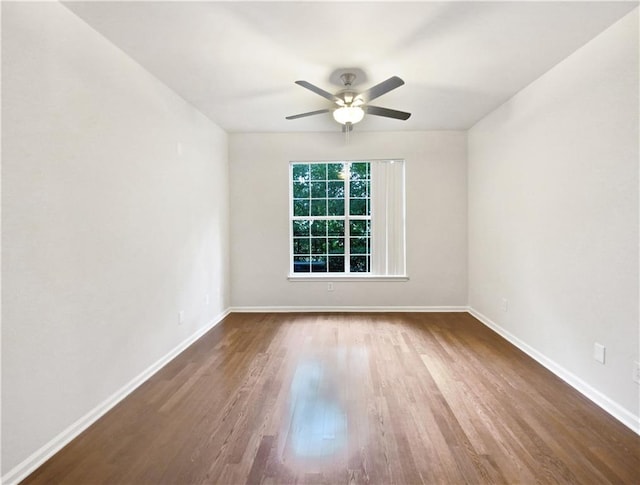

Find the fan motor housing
[[336, 89, 360, 105]]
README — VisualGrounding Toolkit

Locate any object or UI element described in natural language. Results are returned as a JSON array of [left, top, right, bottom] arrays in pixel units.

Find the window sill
[[287, 275, 409, 282]]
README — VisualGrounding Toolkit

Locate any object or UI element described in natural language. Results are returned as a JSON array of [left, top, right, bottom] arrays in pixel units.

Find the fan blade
[[359, 76, 405, 103], [365, 105, 411, 120], [286, 109, 330, 120], [295, 81, 341, 103]]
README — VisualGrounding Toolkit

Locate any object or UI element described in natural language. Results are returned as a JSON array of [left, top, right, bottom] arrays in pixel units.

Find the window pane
[[310, 200, 327, 216], [291, 161, 380, 276], [311, 238, 327, 254], [328, 238, 344, 254], [327, 181, 344, 198], [350, 256, 369, 272], [311, 181, 326, 198], [293, 256, 311, 273], [292, 164, 310, 182], [293, 238, 310, 255], [350, 198, 368, 216], [311, 220, 327, 236], [292, 220, 310, 237], [293, 182, 310, 199], [328, 256, 345, 272], [349, 180, 369, 198], [327, 163, 346, 180], [311, 256, 327, 272], [350, 220, 370, 236], [293, 199, 310, 217], [311, 164, 327, 180], [327, 199, 344, 216], [327, 220, 345, 236], [350, 237, 369, 254], [350, 162, 369, 181]]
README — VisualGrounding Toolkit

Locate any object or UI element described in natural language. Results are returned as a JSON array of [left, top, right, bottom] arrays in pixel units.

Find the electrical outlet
[[327, 282, 334, 291], [178, 310, 185, 326], [633, 361, 640, 384], [501, 298, 508, 312], [593, 343, 605, 364]]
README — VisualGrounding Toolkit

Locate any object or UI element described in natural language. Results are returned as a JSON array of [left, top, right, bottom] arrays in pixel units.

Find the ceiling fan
[[286, 73, 411, 131]]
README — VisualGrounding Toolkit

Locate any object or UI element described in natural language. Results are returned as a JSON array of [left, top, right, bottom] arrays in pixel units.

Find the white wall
[[229, 131, 467, 308], [2, 2, 229, 476], [468, 9, 639, 424]]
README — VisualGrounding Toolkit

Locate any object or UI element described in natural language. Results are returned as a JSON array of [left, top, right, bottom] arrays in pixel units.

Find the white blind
[[370, 160, 406, 276]]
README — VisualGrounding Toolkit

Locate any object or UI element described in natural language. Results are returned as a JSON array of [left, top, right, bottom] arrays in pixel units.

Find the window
[[290, 160, 405, 277]]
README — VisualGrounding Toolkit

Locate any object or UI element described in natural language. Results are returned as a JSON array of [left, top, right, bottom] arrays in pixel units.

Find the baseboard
[[468, 307, 640, 435], [229, 305, 469, 313], [1, 309, 231, 485]]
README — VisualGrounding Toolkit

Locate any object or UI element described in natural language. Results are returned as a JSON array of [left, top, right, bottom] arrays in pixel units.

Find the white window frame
[[288, 159, 408, 281], [289, 161, 371, 275]]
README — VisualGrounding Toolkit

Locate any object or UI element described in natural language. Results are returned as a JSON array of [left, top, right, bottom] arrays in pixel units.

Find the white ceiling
[[63, 1, 637, 133]]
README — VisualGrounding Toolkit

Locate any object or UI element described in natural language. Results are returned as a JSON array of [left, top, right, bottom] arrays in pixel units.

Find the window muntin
[[291, 162, 371, 273]]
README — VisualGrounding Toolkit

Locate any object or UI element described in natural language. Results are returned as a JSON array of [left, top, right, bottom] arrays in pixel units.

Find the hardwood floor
[[23, 312, 640, 484]]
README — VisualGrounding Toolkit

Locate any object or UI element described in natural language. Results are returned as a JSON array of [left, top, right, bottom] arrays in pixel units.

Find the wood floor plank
[[21, 312, 640, 484]]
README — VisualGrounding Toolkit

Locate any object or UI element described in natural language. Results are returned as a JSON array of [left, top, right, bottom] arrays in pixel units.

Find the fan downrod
[[340, 73, 357, 87]]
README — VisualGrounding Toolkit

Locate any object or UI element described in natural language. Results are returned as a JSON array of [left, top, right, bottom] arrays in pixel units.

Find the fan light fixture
[[286, 72, 410, 134], [333, 106, 365, 125]]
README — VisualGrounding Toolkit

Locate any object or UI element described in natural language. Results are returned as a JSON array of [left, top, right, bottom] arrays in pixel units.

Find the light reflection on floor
[[279, 345, 369, 474], [288, 361, 347, 458]]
